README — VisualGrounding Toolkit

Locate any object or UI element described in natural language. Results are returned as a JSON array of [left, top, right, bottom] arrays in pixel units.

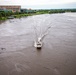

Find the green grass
[[0, 17, 7, 20], [0, 13, 45, 20]]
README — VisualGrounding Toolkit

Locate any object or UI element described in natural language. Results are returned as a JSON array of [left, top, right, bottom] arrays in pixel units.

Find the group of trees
[[0, 9, 36, 20], [49, 9, 76, 13], [0, 11, 12, 17], [0, 10, 22, 20], [0, 10, 20, 18], [0, 9, 76, 20], [36, 9, 76, 14]]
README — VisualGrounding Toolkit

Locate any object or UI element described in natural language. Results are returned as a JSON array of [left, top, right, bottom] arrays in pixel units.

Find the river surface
[[0, 13, 76, 75]]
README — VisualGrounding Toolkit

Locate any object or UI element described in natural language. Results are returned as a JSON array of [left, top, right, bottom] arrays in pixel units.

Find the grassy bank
[[0, 13, 43, 20], [0, 13, 44, 20], [0, 9, 76, 20], [0, 14, 33, 20], [0, 17, 7, 20]]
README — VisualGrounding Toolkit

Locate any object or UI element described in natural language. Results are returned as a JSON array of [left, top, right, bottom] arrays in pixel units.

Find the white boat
[[34, 38, 42, 49], [34, 41, 42, 49]]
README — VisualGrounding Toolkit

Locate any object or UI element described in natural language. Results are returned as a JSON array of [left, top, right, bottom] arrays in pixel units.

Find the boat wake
[[34, 26, 51, 49]]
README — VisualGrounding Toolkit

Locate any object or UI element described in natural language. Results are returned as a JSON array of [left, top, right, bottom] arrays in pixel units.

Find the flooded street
[[0, 13, 76, 75]]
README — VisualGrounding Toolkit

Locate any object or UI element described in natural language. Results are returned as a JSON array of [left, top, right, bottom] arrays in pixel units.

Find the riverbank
[[0, 9, 76, 21], [0, 14, 33, 20], [0, 12, 45, 20]]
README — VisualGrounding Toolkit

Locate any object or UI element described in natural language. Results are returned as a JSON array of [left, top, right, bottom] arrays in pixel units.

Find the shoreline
[[0, 13, 46, 21]]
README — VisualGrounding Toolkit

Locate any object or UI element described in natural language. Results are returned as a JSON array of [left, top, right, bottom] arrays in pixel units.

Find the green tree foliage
[[36, 9, 76, 14], [0, 8, 76, 20]]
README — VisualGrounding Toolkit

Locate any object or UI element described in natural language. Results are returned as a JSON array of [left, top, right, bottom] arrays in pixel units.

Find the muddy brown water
[[0, 13, 76, 75]]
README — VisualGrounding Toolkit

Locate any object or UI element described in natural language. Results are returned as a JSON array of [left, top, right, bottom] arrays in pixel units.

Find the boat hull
[[34, 41, 42, 49]]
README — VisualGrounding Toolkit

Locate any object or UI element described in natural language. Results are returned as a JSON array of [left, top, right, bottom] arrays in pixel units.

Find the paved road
[[0, 13, 76, 75]]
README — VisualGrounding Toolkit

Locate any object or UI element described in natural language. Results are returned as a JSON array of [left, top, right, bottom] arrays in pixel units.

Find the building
[[0, 5, 21, 12], [21, 8, 36, 13]]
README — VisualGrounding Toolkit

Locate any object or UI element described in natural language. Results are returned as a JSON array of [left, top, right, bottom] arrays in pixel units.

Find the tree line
[[0, 9, 76, 20], [36, 9, 76, 14]]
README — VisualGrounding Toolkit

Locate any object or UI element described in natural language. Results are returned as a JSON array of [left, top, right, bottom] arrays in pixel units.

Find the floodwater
[[0, 13, 76, 75]]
